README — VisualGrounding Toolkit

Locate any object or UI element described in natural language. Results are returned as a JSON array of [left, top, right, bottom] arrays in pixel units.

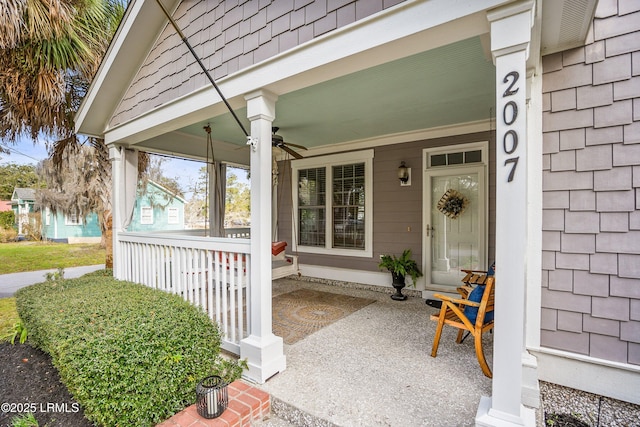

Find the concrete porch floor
[[254, 276, 501, 427]]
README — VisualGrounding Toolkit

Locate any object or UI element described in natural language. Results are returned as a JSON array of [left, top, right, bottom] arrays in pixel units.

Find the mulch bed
[[0, 342, 93, 427], [545, 413, 590, 426]]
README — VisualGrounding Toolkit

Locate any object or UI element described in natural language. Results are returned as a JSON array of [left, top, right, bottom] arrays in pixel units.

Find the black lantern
[[196, 376, 228, 419], [398, 161, 409, 184]]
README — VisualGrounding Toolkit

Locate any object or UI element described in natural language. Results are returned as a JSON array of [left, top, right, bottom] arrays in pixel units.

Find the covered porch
[[74, 1, 599, 425]]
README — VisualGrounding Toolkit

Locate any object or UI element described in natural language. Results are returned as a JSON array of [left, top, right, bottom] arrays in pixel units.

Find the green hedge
[[0, 210, 15, 229], [16, 274, 245, 427]]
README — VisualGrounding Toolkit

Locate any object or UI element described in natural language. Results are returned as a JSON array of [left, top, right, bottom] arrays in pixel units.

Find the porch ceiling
[[140, 36, 496, 165]]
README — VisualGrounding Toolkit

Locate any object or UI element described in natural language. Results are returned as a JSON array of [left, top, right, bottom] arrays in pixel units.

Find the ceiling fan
[[271, 127, 307, 159]]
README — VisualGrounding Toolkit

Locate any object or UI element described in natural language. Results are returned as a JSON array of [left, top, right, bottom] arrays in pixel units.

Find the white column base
[[240, 333, 287, 384], [475, 397, 536, 427], [521, 352, 540, 408]]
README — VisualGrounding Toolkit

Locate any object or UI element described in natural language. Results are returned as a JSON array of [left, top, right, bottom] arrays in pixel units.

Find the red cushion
[[271, 241, 287, 256]]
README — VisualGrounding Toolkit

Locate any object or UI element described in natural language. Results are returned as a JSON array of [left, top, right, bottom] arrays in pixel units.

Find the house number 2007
[[502, 71, 520, 182]]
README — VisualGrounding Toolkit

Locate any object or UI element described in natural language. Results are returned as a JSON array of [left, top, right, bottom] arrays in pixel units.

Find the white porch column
[[477, 2, 536, 426], [109, 145, 124, 280], [240, 89, 286, 383]]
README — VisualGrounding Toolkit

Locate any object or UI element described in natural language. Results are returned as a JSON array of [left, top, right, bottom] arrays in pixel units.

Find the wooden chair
[[429, 276, 495, 378]]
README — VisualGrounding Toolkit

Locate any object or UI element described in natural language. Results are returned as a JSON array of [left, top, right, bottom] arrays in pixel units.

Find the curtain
[[209, 161, 226, 237], [118, 148, 138, 230]]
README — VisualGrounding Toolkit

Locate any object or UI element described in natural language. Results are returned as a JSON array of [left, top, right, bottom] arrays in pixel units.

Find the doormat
[[272, 289, 376, 345]]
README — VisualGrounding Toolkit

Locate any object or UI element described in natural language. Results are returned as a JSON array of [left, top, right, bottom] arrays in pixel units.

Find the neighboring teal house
[[127, 180, 186, 233], [11, 188, 36, 235], [42, 180, 186, 243], [42, 207, 103, 243]]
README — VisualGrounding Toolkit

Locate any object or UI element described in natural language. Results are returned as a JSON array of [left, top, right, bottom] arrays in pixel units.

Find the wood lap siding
[[110, 0, 409, 127], [541, 0, 640, 365]]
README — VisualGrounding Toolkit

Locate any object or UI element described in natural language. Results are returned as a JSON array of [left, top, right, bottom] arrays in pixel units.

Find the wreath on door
[[437, 189, 469, 219]]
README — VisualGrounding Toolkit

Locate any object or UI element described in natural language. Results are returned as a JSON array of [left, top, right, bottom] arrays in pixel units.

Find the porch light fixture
[[398, 161, 410, 186], [196, 376, 228, 419]]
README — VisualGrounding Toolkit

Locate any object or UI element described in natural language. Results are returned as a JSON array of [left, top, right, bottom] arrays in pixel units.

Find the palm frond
[[0, 0, 27, 48]]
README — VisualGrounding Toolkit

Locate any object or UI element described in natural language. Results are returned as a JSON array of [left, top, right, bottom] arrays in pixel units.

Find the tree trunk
[[104, 213, 113, 269]]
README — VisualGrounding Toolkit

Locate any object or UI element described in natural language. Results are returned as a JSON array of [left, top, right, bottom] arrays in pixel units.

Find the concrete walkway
[[0, 265, 105, 298]]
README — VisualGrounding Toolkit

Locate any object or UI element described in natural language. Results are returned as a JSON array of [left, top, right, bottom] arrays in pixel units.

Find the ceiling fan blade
[[279, 144, 304, 159], [282, 142, 307, 150]]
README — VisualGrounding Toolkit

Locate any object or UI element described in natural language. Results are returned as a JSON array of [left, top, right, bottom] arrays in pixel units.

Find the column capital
[[108, 145, 122, 161], [487, 0, 534, 62], [245, 89, 278, 121]]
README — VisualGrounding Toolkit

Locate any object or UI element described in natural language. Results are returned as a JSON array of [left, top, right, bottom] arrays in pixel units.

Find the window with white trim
[[45, 207, 50, 226], [292, 150, 373, 257], [140, 206, 153, 225], [65, 211, 82, 225], [167, 207, 179, 225]]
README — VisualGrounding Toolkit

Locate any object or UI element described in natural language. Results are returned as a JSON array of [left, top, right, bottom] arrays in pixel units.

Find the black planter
[[390, 272, 408, 301]]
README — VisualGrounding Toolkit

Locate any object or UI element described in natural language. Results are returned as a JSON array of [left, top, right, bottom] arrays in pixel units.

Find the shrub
[[16, 275, 245, 427], [0, 227, 17, 243], [0, 210, 15, 229], [21, 213, 41, 241]]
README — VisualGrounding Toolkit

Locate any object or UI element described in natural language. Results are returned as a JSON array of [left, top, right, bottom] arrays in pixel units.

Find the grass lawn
[[0, 242, 105, 275], [0, 298, 18, 341]]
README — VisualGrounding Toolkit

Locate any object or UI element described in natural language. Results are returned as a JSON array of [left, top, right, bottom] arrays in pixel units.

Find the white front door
[[423, 145, 487, 291]]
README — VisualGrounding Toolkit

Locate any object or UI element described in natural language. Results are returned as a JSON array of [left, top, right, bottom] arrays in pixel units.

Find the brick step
[[158, 380, 270, 427]]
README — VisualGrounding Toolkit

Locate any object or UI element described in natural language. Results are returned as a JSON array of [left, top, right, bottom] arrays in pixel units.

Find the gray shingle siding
[[541, 0, 640, 365], [110, 0, 408, 127]]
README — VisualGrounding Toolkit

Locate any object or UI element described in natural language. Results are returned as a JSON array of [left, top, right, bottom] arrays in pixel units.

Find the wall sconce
[[398, 161, 411, 186]]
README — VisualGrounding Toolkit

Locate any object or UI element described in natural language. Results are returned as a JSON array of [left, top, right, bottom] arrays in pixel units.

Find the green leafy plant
[[378, 249, 423, 286], [44, 267, 65, 282], [16, 276, 245, 427], [10, 413, 38, 427], [545, 412, 589, 427], [0, 210, 15, 229], [10, 319, 28, 344]]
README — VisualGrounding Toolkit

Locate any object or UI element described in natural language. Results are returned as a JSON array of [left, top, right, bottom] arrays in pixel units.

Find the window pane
[[167, 207, 179, 224], [465, 150, 482, 163], [448, 152, 463, 165], [298, 168, 326, 246], [299, 208, 325, 246], [332, 163, 365, 249], [430, 154, 446, 167], [141, 207, 153, 225]]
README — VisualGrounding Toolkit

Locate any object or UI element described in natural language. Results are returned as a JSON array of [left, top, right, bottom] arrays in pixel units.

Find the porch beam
[[476, 2, 536, 426], [240, 89, 286, 384]]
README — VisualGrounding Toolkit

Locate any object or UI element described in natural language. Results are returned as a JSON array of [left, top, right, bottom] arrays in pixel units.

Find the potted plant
[[378, 249, 423, 300]]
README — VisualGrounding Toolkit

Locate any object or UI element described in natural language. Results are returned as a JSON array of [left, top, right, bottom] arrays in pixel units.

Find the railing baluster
[[229, 254, 236, 344], [207, 250, 213, 318], [221, 252, 229, 341]]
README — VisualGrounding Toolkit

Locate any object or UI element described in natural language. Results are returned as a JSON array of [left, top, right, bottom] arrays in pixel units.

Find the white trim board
[[299, 264, 396, 290], [532, 347, 640, 405]]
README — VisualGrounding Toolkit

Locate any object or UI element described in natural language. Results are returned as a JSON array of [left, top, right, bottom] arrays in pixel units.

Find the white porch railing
[[117, 232, 251, 355], [148, 227, 251, 238]]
